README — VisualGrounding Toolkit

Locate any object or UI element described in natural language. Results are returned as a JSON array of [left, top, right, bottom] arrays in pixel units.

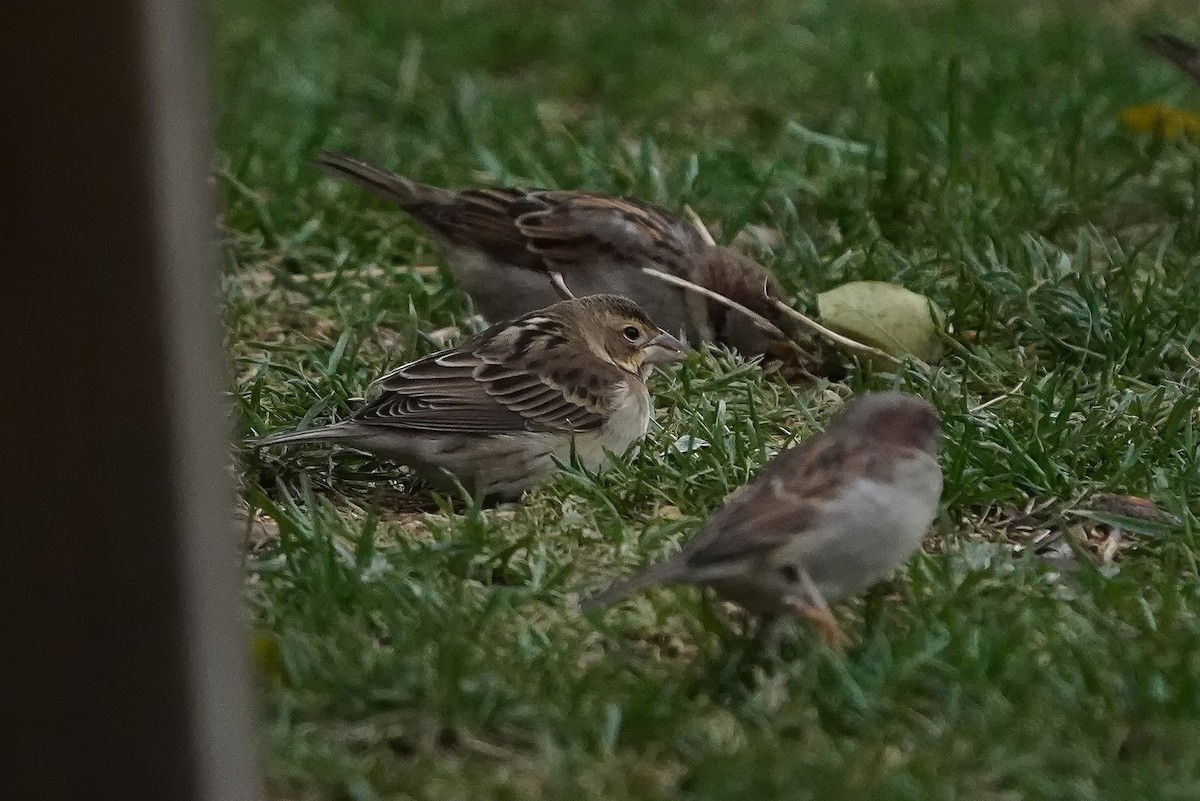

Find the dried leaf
[[816, 281, 946, 364]]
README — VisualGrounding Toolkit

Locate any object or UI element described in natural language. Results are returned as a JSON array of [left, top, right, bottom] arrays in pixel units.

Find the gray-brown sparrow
[[314, 150, 829, 375], [582, 391, 942, 645], [253, 295, 688, 500]]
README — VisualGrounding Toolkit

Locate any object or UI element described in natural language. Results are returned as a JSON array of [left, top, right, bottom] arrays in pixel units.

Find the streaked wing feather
[[350, 320, 615, 435], [418, 187, 543, 267], [407, 184, 706, 281], [516, 192, 702, 276]]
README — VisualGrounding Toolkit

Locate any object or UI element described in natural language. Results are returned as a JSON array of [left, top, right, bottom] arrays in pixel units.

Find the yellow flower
[[1119, 102, 1200, 139], [250, 634, 284, 679]]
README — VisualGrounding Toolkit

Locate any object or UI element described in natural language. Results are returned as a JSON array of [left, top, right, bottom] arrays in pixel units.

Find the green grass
[[219, 1, 1200, 798]]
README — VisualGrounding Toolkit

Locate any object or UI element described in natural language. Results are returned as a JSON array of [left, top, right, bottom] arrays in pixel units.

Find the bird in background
[[1142, 32, 1200, 86], [314, 150, 835, 378], [583, 391, 943, 647], [253, 295, 688, 501]]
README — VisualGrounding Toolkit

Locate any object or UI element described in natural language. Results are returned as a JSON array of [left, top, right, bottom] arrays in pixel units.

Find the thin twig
[[969, 381, 1024, 413], [769, 299, 911, 367], [683, 205, 717, 247], [678, 205, 912, 369], [639, 267, 791, 342]]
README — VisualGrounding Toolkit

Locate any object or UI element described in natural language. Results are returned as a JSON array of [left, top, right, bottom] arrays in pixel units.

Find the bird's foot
[[788, 597, 849, 650]]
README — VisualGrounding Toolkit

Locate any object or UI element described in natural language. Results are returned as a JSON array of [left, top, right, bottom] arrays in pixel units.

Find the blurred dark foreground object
[[3, 2, 259, 801]]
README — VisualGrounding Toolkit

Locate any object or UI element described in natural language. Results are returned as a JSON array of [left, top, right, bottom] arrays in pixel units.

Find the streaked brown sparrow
[[582, 391, 943, 645], [253, 295, 688, 500], [314, 150, 828, 374]]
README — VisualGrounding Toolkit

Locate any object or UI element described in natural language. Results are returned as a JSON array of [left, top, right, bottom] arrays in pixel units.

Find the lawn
[[217, 1, 1200, 798]]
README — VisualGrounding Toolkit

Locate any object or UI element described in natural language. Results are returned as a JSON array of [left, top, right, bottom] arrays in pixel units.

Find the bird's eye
[[622, 325, 642, 342]]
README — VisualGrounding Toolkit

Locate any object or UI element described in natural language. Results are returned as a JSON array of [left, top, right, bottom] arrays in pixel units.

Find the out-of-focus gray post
[[2, 2, 259, 800]]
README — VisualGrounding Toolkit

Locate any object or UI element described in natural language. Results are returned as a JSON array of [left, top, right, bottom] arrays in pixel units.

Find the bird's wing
[[314, 150, 541, 266], [354, 324, 621, 435], [316, 150, 707, 277], [681, 433, 902, 568], [514, 191, 705, 277], [409, 186, 546, 267]]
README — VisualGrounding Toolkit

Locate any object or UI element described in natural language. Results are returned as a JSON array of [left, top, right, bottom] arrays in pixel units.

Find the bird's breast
[[589, 378, 651, 456], [782, 457, 942, 601]]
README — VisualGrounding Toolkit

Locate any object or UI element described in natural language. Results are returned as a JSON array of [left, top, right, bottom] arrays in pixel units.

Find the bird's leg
[[793, 602, 848, 650], [788, 570, 849, 649], [548, 271, 575, 300]]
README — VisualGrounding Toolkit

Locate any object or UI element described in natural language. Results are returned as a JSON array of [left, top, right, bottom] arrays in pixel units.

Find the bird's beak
[[641, 331, 690, 364]]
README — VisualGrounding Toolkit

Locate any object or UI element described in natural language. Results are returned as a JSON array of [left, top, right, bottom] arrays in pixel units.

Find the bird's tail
[[314, 150, 456, 208], [250, 422, 355, 449], [580, 559, 688, 611]]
